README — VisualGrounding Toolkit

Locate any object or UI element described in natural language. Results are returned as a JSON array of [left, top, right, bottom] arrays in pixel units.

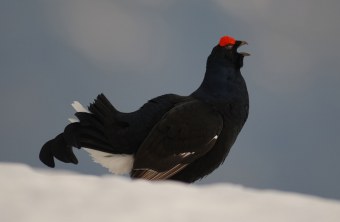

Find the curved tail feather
[[40, 94, 122, 168], [39, 133, 78, 167]]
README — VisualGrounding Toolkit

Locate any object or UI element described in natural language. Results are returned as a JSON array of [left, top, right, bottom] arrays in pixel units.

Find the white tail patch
[[68, 118, 79, 123], [83, 148, 134, 174], [71, 101, 90, 113], [68, 102, 133, 174], [68, 101, 91, 123]]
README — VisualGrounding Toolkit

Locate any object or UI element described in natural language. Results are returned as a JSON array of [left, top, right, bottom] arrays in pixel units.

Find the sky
[[1, 0, 340, 200], [2, 163, 340, 222]]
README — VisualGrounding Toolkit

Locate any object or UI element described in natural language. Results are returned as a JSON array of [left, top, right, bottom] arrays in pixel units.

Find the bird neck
[[192, 63, 246, 103]]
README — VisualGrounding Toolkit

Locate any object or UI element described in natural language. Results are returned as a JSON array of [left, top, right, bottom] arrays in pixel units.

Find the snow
[[1, 163, 340, 222]]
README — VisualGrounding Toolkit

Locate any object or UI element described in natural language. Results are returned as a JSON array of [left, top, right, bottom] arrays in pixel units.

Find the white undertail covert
[[69, 101, 134, 174]]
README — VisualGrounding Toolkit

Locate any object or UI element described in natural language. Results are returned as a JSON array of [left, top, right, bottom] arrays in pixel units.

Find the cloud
[[43, 0, 171, 73], [213, 0, 272, 20], [213, 0, 340, 94]]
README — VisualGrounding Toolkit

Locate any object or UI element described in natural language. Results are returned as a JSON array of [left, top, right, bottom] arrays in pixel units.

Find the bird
[[39, 35, 249, 183]]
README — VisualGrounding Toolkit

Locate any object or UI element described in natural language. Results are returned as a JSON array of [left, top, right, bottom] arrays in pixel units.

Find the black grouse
[[39, 36, 249, 183]]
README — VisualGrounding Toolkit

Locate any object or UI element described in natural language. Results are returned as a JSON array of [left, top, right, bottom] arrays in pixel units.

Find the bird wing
[[131, 100, 223, 180]]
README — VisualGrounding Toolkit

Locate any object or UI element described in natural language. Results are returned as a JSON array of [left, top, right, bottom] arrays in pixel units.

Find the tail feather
[[65, 94, 127, 153], [89, 93, 118, 122], [39, 133, 78, 167], [75, 112, 106, 132], [40, 93, 127, 168], [63, 122, 110, 149]]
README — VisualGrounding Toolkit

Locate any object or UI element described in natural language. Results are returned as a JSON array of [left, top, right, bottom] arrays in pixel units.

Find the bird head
[[208, 35, 249, 69]]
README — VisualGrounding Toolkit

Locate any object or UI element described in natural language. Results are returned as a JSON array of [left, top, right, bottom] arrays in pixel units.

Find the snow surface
[[1, 163, 340, 222]]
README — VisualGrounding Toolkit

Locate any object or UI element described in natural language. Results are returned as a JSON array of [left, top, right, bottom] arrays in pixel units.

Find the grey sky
[[1, 0, 339, 200]]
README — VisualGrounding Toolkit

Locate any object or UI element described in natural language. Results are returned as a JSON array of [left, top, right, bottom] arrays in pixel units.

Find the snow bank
[[1, 163, 339, 222]]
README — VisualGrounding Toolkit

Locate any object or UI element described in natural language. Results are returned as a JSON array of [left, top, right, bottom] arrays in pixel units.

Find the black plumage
[[39, 36, 249, 183]]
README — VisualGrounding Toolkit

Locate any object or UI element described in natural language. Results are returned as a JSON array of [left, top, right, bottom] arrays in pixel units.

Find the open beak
[[237, 40, 250, 56], [240, 52, 250, 56], [239, 41, 248, 46]]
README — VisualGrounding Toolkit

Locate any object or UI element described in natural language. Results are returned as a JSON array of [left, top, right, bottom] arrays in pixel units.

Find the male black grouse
[[39, 36, 249, 183]]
